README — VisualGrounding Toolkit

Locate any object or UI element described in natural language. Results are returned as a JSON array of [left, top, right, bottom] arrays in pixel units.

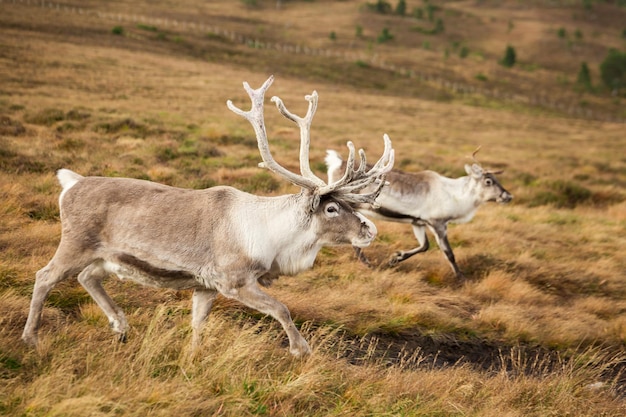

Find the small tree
[[372, 0, 392, 14], [577, 62, 592, 91], [377, 27, 394, 43], [395, 0, 407, 16], [355, 25, 363, 38], [426, 4, 435, 22], [500, 45, 516, 68], [435, 18, 444, 34], [600, 49, 626, 94]]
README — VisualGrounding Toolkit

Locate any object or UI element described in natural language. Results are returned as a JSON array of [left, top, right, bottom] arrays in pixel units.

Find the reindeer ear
[[465, 164, 483, 179], [309, 193, 321, 213]]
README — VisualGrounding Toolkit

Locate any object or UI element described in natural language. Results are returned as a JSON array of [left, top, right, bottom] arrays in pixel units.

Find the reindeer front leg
[[218, 276, 310, 357], [191, 288, 218, 348], [353, 247, 373, 267]]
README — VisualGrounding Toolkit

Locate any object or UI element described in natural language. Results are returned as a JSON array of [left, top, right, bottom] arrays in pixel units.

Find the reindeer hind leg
[[22, 244, 92, 346], [426, 223, 464, 280], [389, 222, 429, 266]]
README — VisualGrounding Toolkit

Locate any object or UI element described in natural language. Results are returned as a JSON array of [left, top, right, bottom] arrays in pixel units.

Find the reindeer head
[[227, 75, 394, 248], [465, 147, 513, 204]]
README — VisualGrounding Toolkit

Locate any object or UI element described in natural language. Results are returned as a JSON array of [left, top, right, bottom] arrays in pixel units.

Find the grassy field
[[1, 0, 626, 415]]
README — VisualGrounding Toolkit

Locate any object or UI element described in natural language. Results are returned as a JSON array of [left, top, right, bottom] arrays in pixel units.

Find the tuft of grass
[[529, 180, 592, 208], [26, 202, 59, 222], [24, 108, 66, 126], [0, 116, 26, 136], [234, 171, 281, 193], [137, 23, 158, 32]]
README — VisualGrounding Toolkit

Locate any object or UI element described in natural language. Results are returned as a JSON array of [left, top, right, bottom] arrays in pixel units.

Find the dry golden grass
[[1, 0, 626, 415]]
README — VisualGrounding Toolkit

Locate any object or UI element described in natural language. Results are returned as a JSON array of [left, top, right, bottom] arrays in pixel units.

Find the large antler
[[227, 75, 320, 190], [227, 75, 394, 205]]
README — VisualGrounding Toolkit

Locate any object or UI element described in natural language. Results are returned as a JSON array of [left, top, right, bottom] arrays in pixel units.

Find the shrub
[[459, 46, 469, 58], [557, 27, 567, 39], [112, 26, 124, 36]]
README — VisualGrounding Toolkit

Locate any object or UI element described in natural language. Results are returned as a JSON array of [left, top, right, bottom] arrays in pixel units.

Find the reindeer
[[22, 76, 394, 356], [326, 148, 511, 280]]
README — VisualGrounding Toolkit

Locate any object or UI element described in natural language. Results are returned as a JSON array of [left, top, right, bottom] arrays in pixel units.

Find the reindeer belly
[[359, 207, 415, 224], [102, 254, 203, 290]]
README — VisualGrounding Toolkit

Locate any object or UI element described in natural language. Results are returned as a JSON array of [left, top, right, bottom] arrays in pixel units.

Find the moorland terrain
[[1, 0, 626, 415]]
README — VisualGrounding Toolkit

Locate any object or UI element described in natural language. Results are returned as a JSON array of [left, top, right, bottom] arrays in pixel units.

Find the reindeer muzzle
[[353, 213, 377, 248], [498, 191, 513, 203]]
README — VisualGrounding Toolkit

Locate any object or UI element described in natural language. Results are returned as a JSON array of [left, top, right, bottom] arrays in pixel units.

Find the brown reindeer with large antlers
[[22, 76, 394, 356]]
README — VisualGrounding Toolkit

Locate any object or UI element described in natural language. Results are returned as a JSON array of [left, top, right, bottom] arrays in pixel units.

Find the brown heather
[[1, 1, 626, 415]]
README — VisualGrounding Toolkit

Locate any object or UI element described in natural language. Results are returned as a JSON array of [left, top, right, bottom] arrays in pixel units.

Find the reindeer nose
[[501, 192, 513, 203], [356, 213, 377, 239]]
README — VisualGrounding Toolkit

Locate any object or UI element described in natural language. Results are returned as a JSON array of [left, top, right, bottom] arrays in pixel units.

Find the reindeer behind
[[22, 76, 394, 356], [326, 148, 511, 279]]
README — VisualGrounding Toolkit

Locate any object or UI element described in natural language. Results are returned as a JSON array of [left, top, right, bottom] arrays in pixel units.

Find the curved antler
[[469, 145, 504, 175], [471, 146, 482, 164], [227, 76, 394, 203], [272, 92, 394, 202], [271, 93, 326, 188], [227, 75, 320, 190]]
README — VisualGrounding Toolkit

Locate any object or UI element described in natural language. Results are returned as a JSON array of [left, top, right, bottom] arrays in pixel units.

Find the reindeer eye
[[324, 202, 340, 218], [485, 178, 493, 186]]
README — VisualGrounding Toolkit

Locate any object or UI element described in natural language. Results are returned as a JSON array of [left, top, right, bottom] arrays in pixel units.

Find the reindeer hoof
[[290, 339, 311, 357], [118, 333, 128, 343], [388, 252, 403, 266], [22, 333, 38, 347]]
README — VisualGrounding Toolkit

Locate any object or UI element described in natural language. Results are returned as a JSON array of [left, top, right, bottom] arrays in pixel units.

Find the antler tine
[[347, 134, 395, 205], [469, 146, 504, 175], [227, 75, 319, 190], [471, 145, 482, 165], [271, 93, 326, 187], [319, 134, 394, 202]]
